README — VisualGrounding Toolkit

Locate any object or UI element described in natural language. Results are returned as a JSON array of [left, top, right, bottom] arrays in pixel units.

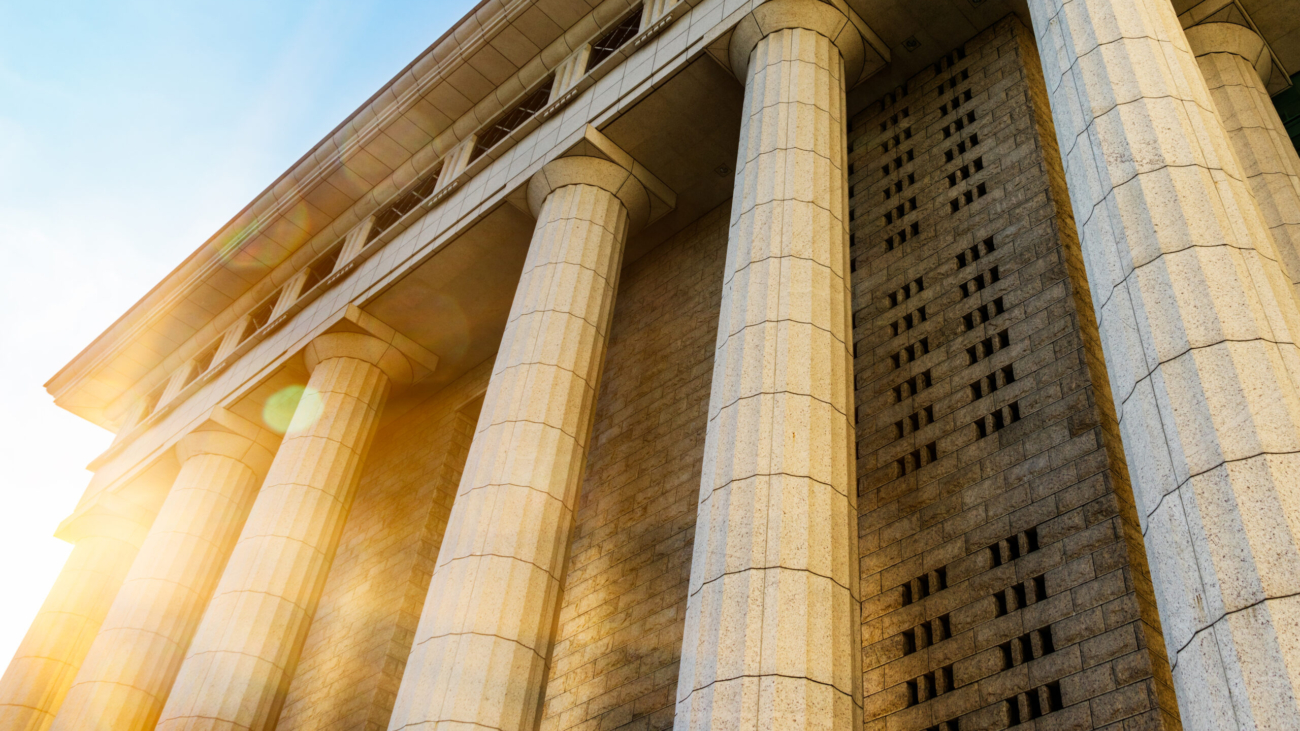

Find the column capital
[[728, 0, 888, 88], [304, 304, 441, 385], [527, 126, 675, 233], [1185, 22, 1273, 85], [304, 331, 416, 385], [176, 407, 279, 476]]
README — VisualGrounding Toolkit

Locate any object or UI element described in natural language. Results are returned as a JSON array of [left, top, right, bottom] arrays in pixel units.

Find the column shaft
[[675, 24, 860, 731], [157, 342, 393, 731], [387, 181, 628, 731], [0, 510, 149, 731], [51, 429, 271, 731], [1192, 29, 1300, 306], [1028, 0, 1300, 725]]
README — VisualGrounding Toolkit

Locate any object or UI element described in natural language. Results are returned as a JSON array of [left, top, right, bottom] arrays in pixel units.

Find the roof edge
[[44, 0, 506, 398]]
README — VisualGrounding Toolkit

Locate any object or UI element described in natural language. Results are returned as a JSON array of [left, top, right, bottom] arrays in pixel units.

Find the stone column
[[0, 498, 152, 731], [156, 332, 415, 731], [1188, 22, 1300, 307], [386, 156, 649, 731], [50, 411, 277, 731], [674, 2, 862, 731], [1028, 0, 1300, 726]]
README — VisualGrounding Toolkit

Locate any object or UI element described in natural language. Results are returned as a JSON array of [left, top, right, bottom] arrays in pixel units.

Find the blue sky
[[0, 0, 478, 668]]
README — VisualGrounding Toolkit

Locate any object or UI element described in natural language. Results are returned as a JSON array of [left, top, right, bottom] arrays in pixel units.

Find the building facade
[[3, 0, 1300, 729]]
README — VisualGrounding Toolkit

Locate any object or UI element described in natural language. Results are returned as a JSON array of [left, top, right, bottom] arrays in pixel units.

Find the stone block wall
[[846, 17, 1180, 731], [538, 202, 729, 731], [277, 362, 489, 731], [266, 17, 1187, 731]]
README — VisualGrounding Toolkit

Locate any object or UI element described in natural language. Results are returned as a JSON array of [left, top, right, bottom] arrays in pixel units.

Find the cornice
[[44, 0, 529, 404]]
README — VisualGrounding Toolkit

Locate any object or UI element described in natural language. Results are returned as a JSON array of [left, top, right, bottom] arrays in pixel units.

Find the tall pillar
[[0, 498, 152, 731], [675, 2, 862, 731], [386, 155, 651, 731], [1027, 0, 1300, 726], [50, 411, 277, 731], [156, 332, 416, 731], [1188, 22, 1300, 307]]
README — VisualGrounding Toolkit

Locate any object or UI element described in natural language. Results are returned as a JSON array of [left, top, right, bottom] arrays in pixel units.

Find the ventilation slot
[[966, 329, 1011, 365], [956, 237, 996, 269], [892, 370, 933, 403]]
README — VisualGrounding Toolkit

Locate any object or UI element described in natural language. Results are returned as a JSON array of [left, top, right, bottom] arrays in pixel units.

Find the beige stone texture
[[155, 332, 411, 731], [436, 135, 478, 193], [387, 161, 633, 731], [849, 17, 1179, 730], [642, 0, 682, 27], [539, 203, 729, 731], [51, 411, 277, 731], [674, 8, 861, 731], [551, 46, 593, 103], [277, 363, 489, 731], [1188, 22, 1300, 310], [0, 499, 153, 731], [1028, 0, 1300, 724]]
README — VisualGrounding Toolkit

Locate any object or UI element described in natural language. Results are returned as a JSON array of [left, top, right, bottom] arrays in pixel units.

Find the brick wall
[[846, 16, 1180, 731], [538, 202, 729, 731], [278, 361, 490, 731]]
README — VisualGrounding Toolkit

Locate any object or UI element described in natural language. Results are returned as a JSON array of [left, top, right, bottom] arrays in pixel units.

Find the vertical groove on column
[[674, 27, 861, 731], [52, 451, 262, 731], [0, 529, 145, 731], [1199, 50, 1300, 307], [157, 356, 390, 731], [387, 183, 628, 731], [1029, 0, 1300, 725]]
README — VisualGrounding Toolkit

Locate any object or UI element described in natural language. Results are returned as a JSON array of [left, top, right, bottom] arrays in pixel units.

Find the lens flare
[[261, 384, 323, 435]]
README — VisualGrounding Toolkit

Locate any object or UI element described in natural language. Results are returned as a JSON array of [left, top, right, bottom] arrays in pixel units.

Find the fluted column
[[156, 332, 415, 731], [1028, 0, 1300, 725], [674, 3, 862, 731], [51, 412, 277, 731], [387, 156, 650, 731], [0, 499, 152, 731], [1188, 22, 1300, 307]]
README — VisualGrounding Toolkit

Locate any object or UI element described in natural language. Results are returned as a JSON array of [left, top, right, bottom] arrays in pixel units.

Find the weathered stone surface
[[847, 17, 1178, 731], [539, 203, 728, 731], [1027, 0, 1300, 723], [675, 9, 862, 731], [1189, 22, 1300, 311], [51, 418, 275, 731], [388, 172, 631, 731], [277, 363, 489, 731], [0, 503, 151, 731], [156, 334, 401, 731]]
